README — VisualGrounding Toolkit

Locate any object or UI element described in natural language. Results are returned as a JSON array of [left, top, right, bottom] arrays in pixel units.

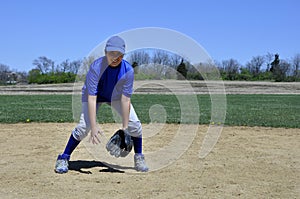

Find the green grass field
[[0, 94, 299, 128]]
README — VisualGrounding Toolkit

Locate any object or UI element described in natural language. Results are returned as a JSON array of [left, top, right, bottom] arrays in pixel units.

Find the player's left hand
[[106, 129, 133, 158]]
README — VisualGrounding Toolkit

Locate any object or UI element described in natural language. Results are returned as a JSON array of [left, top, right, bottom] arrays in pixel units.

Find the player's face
[[105, 51, 124, 67]]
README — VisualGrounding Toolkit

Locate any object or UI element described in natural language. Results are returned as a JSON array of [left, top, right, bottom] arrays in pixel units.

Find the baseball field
[[0, 80, 299, 198]]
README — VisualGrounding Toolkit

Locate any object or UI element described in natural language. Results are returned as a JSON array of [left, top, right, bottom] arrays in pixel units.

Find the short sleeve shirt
[[82, 57, 134, 102]]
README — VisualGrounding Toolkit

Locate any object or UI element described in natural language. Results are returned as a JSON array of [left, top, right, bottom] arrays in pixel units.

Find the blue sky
[[0, 0, 299, 72]]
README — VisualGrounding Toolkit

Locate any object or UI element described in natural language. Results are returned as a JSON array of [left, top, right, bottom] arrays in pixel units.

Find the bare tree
[[126, 50, 150, 66], [60, 59, 70, 73], [56, 59, 82, 74], [75, 56, 96, 81], [70, 59, 82, 74], [246, 55, 265, 77], [152, 50, 170, 66], [221, 59, 240, 80], [292, 54, 300, 78], [195, 60, 221, 80], [151, 50, 173, 77], [32, 56, 55, 74], [280, 60, 291, 79], [169, 53, 182, 68]]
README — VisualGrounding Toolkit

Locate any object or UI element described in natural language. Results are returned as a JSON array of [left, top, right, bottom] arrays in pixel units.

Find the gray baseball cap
[[105, 36, 125, 54]]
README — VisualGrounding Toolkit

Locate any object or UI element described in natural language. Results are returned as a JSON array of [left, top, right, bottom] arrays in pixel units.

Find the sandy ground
[[0, 81, 299, 198], [0, 123, 299, 199]]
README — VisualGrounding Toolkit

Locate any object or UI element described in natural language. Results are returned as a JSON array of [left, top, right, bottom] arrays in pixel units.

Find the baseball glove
[[106, 129, 133, 158]]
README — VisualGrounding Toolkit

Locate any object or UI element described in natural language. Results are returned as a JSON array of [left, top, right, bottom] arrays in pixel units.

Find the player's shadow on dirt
[[69, 160, 134, 174]]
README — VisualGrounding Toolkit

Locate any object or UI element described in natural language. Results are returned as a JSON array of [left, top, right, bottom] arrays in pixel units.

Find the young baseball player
[[55, 36, 148, 173]]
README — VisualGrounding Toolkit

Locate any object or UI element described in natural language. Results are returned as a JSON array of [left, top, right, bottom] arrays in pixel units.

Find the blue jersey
[[82, 57, 134, 102]]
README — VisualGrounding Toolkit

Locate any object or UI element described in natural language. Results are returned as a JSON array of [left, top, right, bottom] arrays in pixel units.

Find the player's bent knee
[[128, 121, 142, 137], [72, 128, 89, 141]]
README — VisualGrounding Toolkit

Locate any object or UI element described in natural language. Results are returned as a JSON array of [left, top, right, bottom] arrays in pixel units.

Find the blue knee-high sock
[[63, 134, 80, 156], [132, 136, 142, 154]]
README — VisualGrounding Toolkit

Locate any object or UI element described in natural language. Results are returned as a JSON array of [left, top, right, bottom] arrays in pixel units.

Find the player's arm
[[88, 94, 101, 144], [120, 94, 130, 130], [120, 67, 134, 130]]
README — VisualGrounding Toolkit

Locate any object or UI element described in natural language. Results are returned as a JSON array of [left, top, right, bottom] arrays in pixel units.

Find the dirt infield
[[0, 123, 299, 198], [0, 81, 299, 198]]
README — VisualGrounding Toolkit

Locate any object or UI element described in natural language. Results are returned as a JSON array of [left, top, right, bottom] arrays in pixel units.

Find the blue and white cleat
[[55, 154, 70, 174], [134, 153, 149, 172]]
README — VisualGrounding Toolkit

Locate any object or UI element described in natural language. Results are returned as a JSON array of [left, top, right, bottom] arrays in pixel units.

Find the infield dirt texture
[[0, 80, 299, 198]]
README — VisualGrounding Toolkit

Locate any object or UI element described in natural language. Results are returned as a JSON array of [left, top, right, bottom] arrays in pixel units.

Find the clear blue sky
[[0, 0, 299, 72]]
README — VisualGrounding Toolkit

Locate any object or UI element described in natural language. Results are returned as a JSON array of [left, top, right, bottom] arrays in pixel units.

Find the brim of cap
[[105, 46, 125, 54]]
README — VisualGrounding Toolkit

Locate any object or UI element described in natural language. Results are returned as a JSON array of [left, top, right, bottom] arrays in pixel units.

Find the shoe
[[134, 153, 149, 172], [55, 154, 70, 174]]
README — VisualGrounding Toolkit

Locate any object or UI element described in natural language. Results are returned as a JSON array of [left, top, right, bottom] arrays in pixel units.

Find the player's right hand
[[89, 127, 102, 145]]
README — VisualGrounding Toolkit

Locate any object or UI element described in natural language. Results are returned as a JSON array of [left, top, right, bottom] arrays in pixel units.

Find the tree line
[[216, 53, 300, 82], [127, 50, 300, 82], [0, 50, 299, 85], [0, 56, 92, 85]]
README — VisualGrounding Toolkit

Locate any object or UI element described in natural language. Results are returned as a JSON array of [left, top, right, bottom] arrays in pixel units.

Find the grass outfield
[[0, 94, 299, 128]]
